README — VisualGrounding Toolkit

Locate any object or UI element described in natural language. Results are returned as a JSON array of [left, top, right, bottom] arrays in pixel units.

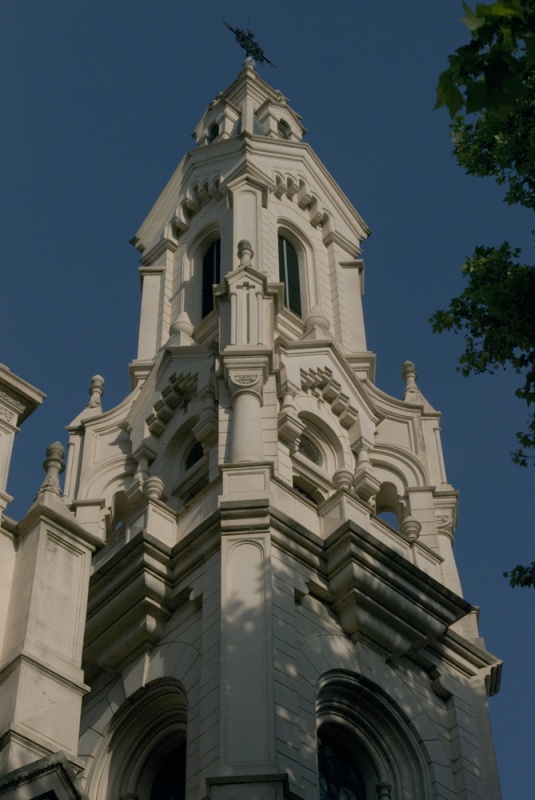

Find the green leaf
[[525, 34, 535, 66], [484, 2, 523, 18], [462, 1, 484, 30], [503, 561, 535, 587], [500, 25, 515, 51], [465, 79, 488, 112], [435, 70, 465, 116]]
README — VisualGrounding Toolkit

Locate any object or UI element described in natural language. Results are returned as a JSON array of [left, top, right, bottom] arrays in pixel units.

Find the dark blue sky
[[1, 2, 533, 794]]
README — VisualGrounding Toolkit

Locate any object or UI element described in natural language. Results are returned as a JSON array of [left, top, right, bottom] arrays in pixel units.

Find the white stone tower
[[0, 60, 502, 800]]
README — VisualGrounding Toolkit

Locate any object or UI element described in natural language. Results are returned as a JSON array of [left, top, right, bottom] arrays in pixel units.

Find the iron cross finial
[[224, 21, 276, 68]]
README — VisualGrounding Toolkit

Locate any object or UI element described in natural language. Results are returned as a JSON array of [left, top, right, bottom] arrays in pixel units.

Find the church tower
[[0, 59, 502, 800]]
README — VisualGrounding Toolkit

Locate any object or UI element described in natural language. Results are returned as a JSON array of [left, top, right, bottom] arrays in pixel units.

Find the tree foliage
[[432, 1, 535, 586], [435, 0, 535, 210], [430, 242, 535, 468]]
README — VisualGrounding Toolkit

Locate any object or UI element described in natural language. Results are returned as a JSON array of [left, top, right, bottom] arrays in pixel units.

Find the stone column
[[223, 358, 269, 464], [227, 373, 265, 462]]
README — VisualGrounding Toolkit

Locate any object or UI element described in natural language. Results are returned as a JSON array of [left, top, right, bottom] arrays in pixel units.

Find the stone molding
[[300, 365, 358, 428], [323, 521, 472, 659], [146, 372, 198, 436], [172, 175, 224, 235], [0, 751, 83, 799], [84, 507, 497, 690]]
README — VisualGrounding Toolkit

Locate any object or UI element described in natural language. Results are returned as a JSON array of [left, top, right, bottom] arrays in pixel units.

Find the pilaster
[[218, 496, 278, 784], [0, 445, 97, 772]]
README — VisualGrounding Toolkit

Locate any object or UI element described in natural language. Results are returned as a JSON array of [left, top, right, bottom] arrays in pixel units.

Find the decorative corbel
[[353, 438, 381, 504], [278, 383, 305, 452], [192, 387, 219, 446], [127, 444, 157, 503]]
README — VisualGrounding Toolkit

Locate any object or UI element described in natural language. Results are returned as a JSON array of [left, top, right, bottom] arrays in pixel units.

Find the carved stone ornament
[[146, 371, 198, 436], [237, 238, 254, 267], [402, 359, 425, 405], [232, 375, 257, 386], [300, 366, 358, 428], [0, 405, 15, 424], [227, 370, 265, 405], [400, 514, 422, 543], [36, 441, 65, 497], [436, 511, 454, 540], [0, 389, 25, 413], [144, 475, 165, 501], [87, 374, 104, 408]]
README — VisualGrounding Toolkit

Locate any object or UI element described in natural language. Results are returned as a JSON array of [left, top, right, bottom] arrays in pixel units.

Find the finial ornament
[[402, 360, 417, 389], [402, 359, 422, 401], [224, 21, 276, 67], [87, 374, 104, 408], [37, 441, 65, 497], [237, 239, 254, 267], [400, 515, 422, 544]]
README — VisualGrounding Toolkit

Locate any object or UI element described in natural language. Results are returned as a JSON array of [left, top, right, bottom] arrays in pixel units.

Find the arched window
[[291, 417, 338, 504], [317, 673, 431, 799], [165, 425, 210, 509], [298, 435, 323, 466], [150, 741, 187, 800], [202, 238, 221, 318], [87, 680, 188, 800], [184, 440, 204, 472], [278, 235, 302, 316], [318, 725, 367, 800], [207, 122, 219, 143], [278, 119, 291, 139]]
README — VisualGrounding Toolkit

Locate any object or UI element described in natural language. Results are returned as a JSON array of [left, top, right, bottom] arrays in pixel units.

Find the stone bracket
[[325, 521, 472, 660]]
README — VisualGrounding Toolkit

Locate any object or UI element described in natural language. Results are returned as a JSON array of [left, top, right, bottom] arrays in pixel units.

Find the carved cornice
[[300, 365, 358, 428], [146, 372, 198, 436], [324, 521, 471, 660], [139, 237, 178, 266], [0, 365, 45, 426], [84, 532, 174, 671], [172, 175, 224, 233], [273, 171, 331, 229]]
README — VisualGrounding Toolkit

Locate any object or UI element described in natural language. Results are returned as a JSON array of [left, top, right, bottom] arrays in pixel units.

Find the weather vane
[[224, 20, 276, 67]]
